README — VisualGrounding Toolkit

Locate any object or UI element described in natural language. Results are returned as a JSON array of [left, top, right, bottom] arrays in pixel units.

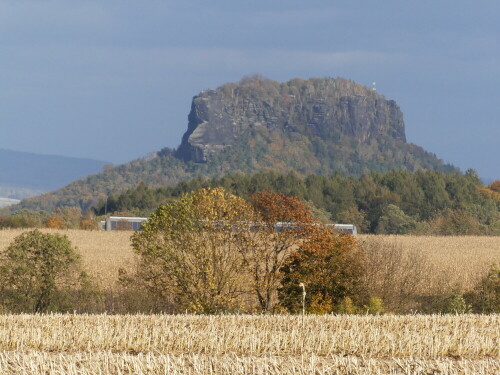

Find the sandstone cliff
[[176, 77, 406, 163]]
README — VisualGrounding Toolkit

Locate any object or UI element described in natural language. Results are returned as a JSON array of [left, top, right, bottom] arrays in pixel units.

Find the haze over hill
[[12, 77, 456, 212], [0, 149, 108, 200]]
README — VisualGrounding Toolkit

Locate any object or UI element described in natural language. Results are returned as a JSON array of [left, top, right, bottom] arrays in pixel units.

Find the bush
[[468, 264, 500, 313], [0, 210, 49, 229], [80, 219, 97, 230], [442, 292, 472, 314], [364, 297, 385, 315], [336, 296, 358, 314], [0, 230, 101, 313], [45, 215, 66, 229]]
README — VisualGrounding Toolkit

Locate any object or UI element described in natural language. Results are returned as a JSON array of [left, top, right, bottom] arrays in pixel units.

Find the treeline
[[0, 207, 96, 230], [94, 169, 500, 235]]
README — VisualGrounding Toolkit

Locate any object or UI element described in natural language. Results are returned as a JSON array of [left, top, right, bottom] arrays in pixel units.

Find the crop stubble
[[0, 314, 497, 374]]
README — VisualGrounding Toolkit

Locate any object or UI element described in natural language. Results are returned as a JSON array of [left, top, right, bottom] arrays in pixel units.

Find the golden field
[[1, 229, 499, 293], [359, 234, 500, 291], [0, 314, 497, 374]]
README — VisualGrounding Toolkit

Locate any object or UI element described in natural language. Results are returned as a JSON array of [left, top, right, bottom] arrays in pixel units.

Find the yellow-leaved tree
[[131, 187, 254, 313]]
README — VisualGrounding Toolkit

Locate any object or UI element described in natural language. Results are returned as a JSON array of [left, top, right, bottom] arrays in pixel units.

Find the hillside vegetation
[[92, 170, 500, 235]]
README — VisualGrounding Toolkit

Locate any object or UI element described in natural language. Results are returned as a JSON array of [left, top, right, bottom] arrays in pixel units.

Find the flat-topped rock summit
[[176, 76, 406, 163]]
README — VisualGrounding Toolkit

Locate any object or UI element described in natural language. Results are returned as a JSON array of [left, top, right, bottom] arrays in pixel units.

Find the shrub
[[80, 219, 97, 230], [336, 296, 358, 314], [0, 230, 100, 313], [45, 215, 66, 229], [443, 292, 472, 314], [364, 297, 385, 315], [468, 264, 500, 313]]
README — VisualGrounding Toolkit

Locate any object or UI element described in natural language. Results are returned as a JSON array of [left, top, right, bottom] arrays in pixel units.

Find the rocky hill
[[177, 76, 406, 164], [172, 76, 453, 177], [11, 76, 455, 212]]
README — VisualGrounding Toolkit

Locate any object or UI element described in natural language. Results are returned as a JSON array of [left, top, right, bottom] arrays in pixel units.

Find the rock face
[[176, 77, 406, 163]]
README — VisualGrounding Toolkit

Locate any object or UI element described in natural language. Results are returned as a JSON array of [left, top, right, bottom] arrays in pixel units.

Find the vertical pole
[[299, 283, 306, 316]]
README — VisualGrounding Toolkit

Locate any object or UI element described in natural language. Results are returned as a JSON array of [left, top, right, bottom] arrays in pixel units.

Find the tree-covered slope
[[94, 170, 499, 235]]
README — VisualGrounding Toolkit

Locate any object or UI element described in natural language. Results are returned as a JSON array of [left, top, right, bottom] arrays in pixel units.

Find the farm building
[[100, 216, 148, 231]]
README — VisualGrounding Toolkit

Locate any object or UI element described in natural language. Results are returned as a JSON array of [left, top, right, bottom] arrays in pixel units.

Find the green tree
[[0, 230, 97, 313], [375, 204, 416, 234], [338, 205, 369, 233]]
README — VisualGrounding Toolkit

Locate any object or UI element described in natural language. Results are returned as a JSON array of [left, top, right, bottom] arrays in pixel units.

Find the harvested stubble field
[[0, 314, 498, 374]]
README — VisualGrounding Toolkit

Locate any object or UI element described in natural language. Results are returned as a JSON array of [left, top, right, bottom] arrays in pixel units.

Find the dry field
[[0, 229, 498, 294], [359, 235, 500, 291], [0, 229, 136, 290], [0, 314, 497, 374]]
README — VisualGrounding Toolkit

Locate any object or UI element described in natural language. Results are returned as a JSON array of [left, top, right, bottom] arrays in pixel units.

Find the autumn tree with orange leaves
[[235, 190, 317, 312], [279, 229, 365, 314], [489, 180, 500, 193]]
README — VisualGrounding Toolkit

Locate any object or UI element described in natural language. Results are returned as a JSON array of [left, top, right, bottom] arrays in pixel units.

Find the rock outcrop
[[176, 77, 406, 163]]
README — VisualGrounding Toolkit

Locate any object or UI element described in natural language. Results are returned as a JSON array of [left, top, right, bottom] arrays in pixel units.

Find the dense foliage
[[130, 188, 254, 313], [0, 230, 99, 313], [129, 187, 365, 313], [94, 171, 499, 235]]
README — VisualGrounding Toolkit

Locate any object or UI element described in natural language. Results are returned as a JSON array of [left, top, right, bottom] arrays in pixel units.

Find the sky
[[0, 0, 499, 180]]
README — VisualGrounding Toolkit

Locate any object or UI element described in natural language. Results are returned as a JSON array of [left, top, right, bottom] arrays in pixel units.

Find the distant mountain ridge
[[0, 149, 108, 199], [11, 76, 456, 212]]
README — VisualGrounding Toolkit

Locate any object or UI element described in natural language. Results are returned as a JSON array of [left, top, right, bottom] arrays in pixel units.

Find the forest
[[92, 169, 500, 235]]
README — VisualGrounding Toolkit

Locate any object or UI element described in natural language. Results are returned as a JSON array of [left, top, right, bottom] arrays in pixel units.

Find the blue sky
[[0, 1, 499, 179]]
